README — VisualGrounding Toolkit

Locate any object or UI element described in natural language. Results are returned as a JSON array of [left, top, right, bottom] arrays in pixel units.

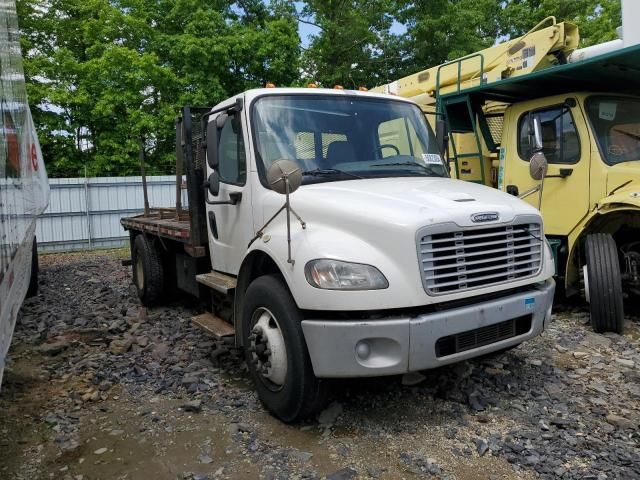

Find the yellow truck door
[[501, 97, 590, 236]]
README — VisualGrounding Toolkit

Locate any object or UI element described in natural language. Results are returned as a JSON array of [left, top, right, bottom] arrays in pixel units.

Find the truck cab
[[373, 3, 640, 335], [500, 92, 640, 330], [122, 88, 555, 422]]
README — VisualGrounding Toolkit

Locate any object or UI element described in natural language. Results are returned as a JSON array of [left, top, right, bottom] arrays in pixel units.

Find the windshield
[[586, 96, 640, 165], [252, 95, 447, 184]]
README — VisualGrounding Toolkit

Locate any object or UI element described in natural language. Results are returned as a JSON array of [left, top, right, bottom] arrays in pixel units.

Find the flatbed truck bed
[[121, 208, 191, 243]]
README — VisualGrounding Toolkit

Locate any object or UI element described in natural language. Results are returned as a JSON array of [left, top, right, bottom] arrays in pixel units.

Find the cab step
[[191, 312, 235, 339], [196, 271, 237, 294]]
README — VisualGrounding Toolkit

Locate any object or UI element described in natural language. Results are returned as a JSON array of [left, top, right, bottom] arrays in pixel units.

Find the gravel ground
[[0, 249, 639, 480]]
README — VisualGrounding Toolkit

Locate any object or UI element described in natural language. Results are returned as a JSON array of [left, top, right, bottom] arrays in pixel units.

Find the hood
[[269, 177, 541, 231], [607, 161, 640, 196]]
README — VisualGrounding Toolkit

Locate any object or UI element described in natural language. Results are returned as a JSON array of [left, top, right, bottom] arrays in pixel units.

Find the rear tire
[[132, 234, 165, 307], [585, 233, 624, 334], [242, 274, 328, 423], [26, 237, 39, 297]]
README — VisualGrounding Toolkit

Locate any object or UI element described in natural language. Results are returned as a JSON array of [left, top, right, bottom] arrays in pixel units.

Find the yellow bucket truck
[[374, 0, 640, 333]]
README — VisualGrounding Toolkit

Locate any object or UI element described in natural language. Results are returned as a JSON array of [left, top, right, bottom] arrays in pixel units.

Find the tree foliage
[[17, 0, 300, 176], [16, 0, 622, 177], [499, 0, 621, 46]]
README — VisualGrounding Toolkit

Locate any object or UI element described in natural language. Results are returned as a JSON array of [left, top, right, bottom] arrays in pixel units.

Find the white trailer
[[0, 1, 50, 385]]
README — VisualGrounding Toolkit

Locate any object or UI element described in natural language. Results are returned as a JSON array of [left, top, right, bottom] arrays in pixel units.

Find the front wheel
[[242, 275, 328, 422], [584, 233, 625, 334]]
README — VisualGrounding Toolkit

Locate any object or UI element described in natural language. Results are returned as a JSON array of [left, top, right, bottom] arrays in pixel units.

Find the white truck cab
[[123, 88, 555, 422]]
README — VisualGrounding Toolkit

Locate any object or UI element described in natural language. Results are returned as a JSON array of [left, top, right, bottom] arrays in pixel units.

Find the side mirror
[[207, 171, 220, 197], [435, 118, 448, 157], [206, 119, 219, 170], [267, 160, 302, 194], [529, 151, 548, 181]]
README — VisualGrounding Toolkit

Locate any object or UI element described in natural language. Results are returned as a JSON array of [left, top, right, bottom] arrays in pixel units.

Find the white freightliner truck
[[121, 88, 555, 422]]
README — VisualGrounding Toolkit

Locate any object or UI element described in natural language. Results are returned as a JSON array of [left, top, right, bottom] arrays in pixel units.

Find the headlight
[[304, 259, 389, 290]]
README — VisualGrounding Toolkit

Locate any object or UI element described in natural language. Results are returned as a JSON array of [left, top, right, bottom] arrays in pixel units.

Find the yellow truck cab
[[374, 1, 640, 333], [498, 91, 640, 334]]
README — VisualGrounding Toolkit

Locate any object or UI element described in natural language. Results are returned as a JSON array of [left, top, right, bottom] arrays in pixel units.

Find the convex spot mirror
[[207, 171, 220, 197], [529, 151, 548, 181], [205, 113, 228, 170], [267, 159, 302, 194]]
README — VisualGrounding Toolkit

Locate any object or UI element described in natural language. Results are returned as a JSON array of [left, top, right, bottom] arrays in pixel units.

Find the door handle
[[228, 192, 242, 204], [203, 185, 242, 205], [506, 184, 519, 196], [546, 168, 573, 178]]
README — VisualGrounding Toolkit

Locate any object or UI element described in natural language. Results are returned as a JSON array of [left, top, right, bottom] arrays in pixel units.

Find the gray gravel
[[0, 249, 639, 480]]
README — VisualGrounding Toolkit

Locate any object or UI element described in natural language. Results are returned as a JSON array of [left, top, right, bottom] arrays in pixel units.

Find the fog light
[[355, 341, 370, 360]]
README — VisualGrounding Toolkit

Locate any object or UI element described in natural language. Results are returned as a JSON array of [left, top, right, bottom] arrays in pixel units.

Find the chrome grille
[[419, 222, 543, 295]]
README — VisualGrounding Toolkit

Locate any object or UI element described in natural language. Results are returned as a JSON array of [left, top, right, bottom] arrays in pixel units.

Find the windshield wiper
[[302, 168, 363, 179], [370, 161, 441, 176]]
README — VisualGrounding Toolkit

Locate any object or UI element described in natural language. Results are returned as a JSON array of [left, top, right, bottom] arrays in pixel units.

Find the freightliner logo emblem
[[471, 212, 499, 223]]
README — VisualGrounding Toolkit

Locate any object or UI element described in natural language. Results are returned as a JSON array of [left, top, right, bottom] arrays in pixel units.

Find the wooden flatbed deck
[[121, 208, 191, 243]]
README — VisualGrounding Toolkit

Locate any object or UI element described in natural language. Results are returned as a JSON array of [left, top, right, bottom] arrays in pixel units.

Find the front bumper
[[301, 279, 555, 378]]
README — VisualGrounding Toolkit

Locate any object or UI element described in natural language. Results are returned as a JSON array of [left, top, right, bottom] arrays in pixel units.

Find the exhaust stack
[[621, 0, 640, 47], [568, 0, 638, 63]]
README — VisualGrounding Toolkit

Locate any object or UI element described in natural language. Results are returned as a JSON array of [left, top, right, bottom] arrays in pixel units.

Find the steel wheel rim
[[249, 307, 288, 391]]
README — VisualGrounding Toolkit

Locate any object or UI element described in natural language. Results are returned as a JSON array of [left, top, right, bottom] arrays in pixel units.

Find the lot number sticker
[[599, 102, 617, 121], [422, 153, 443, 165]]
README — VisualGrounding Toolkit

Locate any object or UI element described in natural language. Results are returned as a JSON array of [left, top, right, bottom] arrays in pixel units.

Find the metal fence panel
[[36, 175, 185, 252]]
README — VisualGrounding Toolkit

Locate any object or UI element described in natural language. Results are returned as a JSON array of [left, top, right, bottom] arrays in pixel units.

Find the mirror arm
[[518, 185, 541, 200]]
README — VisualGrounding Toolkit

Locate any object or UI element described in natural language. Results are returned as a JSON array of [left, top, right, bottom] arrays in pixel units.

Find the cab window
[[293, 132, 348, 162], [518, 106, 580, 164], [218, 114, 246, 184], [377, 117, 424, 158]]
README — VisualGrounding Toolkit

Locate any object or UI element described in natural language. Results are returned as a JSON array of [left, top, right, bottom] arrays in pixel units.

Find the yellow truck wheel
[[584, 233, 625, 334]]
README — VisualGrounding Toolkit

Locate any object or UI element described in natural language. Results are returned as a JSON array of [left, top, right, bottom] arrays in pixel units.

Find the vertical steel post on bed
[[139, 137, 150, 216], [182, 106, 207, 246], [175, 117, 184, 220]]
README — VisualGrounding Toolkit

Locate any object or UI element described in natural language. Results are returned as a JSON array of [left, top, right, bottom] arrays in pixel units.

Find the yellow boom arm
[[373, 19, 579, 105]]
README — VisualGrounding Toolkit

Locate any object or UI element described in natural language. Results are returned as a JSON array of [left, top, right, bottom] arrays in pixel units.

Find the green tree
[[297, 0, 405, 88], [499, 0, 621, 46], [398, 0, 502, 74], [17, 0, 300, 177]]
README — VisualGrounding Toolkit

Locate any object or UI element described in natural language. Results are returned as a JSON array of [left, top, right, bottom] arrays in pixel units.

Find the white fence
[[37, 176, 185, 253]]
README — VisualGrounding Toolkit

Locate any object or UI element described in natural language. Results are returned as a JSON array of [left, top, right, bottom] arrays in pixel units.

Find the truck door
[[206, 111, 252, 275], [502, 99, 590, 236]]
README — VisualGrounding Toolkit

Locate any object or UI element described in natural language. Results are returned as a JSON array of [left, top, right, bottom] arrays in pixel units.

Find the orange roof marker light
[[358, 86, 368, 91], [307, 82, 318, 88], [265, 82, 276, 88], [334, 85, 344, 90]]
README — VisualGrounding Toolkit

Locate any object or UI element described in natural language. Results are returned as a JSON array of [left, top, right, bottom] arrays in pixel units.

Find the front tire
[[132, 234, 165, 307], [585, 233, 625, 333], [242, 275, 328, 422]]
